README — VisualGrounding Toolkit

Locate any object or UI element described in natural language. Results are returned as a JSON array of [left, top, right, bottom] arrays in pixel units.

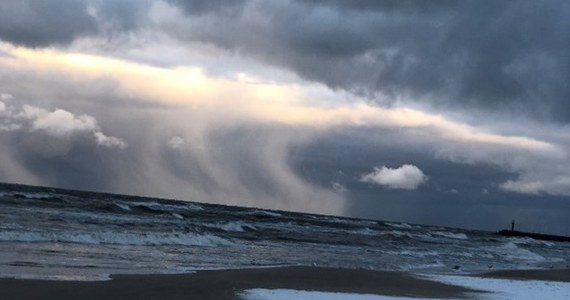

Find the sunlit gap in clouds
[[0, 42, 557, 152]]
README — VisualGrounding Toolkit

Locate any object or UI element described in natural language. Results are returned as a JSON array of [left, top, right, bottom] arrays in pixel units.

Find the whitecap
[[0, 230, 233, 247], [432, 231, 469, 240]]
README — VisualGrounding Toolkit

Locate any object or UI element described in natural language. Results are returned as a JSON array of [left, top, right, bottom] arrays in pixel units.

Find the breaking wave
[[495, 242, 546, 263], [206, 221, 257, 232], [432, 231, 469, 240], [0, 230, 233, 247]]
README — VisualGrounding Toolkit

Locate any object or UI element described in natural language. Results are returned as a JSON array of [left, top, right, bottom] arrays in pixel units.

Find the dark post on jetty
[[497, 220, 570, 243]]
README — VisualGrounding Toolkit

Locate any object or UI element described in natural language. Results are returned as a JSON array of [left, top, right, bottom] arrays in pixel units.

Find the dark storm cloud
[[161, 0, 570, 122], [297, 0, 460, 13], [96, 0, 149, 32], [164, 0, 247, 15], [0, 0, 97, 47], [3, 0, 567, 121], [0, 0, 146, 47]]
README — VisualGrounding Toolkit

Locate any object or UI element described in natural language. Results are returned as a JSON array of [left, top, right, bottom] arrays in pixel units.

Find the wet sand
[[0, 266, 474, 300], [482, 268, 570, 282]]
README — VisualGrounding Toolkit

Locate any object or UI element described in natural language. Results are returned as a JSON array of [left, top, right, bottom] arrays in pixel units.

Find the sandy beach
[[0, 266, 474, 300], [2, 266, 570, 299]]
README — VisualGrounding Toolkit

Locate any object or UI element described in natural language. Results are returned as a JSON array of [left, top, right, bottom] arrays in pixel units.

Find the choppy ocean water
[[0, 183, 568, 281]]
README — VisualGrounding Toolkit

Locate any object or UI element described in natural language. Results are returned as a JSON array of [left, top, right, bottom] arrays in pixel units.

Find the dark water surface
[[0, 183, 568, 280]]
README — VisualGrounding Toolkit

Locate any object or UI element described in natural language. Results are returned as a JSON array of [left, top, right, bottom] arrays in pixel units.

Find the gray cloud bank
[[0, 0, 146, 47], [0, 0, 97, 46], [157, 0, 570, 123], [1, 0, 570, 233], [1, 1, 568, 122]]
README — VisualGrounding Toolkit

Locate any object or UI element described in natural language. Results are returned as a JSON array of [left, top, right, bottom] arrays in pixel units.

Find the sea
[[0, 182, 568, 281]]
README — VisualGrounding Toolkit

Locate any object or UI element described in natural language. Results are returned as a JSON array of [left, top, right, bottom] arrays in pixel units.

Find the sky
[[0, 0, 569, 234]]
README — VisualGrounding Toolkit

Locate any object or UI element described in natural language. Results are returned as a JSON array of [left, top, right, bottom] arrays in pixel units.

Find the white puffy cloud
[[94, 132, 127, 149], [0, 103, 126, 149], [168, 136, 185, 149], [361, 164, 427, 190], [0, 93, 12, 101], [501, 176, 570, 196], [23, 106, 98, 137], [501, 180, 541, 195], [0, 100, 21, 131]]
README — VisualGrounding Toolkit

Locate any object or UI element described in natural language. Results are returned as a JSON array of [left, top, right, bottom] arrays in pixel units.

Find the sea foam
[[241, 289, 421, 300], [431, 274, 570, 300], [0, 230, 233, 247]]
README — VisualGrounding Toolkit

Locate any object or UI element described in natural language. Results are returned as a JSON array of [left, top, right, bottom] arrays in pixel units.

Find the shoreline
[[0, 266, 474, 300], [1, 266, 569, 300]]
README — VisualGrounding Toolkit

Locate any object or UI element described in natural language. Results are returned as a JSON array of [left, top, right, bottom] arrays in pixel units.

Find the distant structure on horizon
[[497, 220, 570, 243]]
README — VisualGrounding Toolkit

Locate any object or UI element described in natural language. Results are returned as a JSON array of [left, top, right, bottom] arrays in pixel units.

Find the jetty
[[496, 230, 570, 243]]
